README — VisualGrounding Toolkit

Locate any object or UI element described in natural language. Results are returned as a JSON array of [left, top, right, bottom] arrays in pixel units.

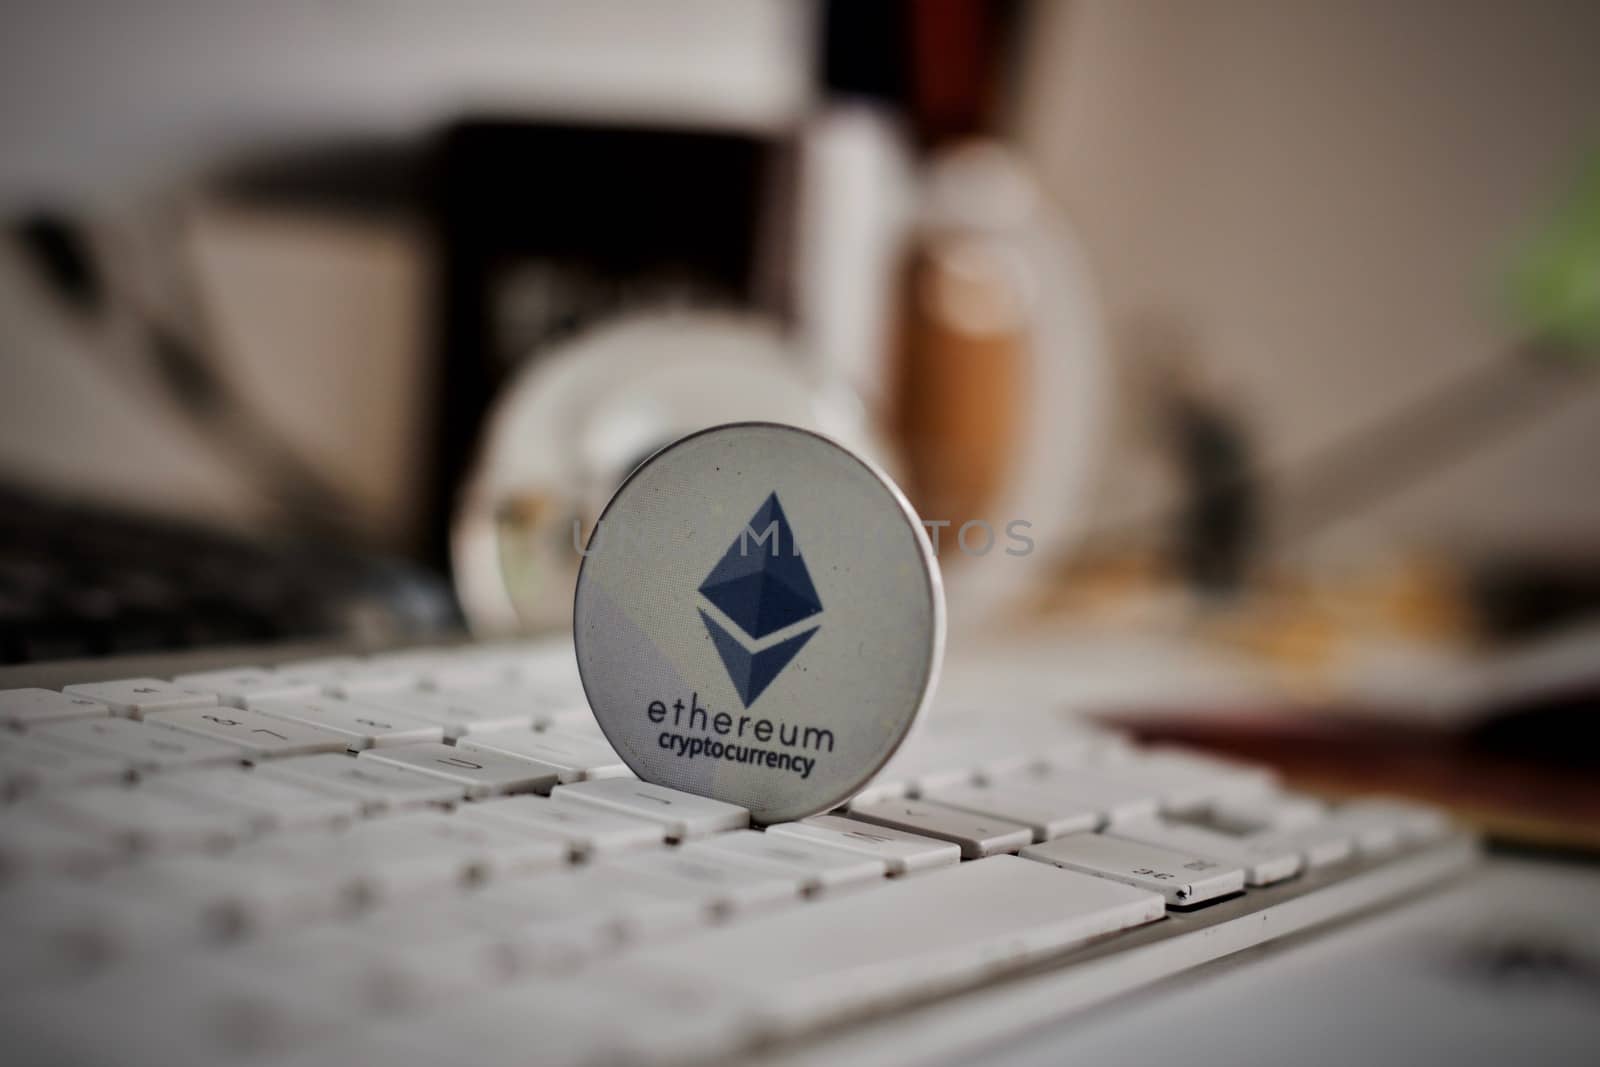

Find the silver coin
[[573, 422, 944, 824]]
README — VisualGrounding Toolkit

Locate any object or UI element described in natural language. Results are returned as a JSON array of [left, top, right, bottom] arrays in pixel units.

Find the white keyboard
[[0, 642, 1476, 1067]]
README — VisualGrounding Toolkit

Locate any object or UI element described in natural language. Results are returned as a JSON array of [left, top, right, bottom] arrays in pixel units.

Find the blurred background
[[2, 1, 1598, 847]]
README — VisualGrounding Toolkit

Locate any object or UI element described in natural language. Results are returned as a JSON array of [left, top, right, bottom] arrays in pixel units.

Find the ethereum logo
[[697, 493, 822, 707]]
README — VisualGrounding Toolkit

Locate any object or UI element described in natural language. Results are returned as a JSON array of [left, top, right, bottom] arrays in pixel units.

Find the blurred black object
[[821, 0, 911, 105], [1472, 559, 1600, 642], [1469, 687, 1600, 773], [14, 214, 103, 316], [821, 0, 1021, 145], [425, 121, 787, 568], [0, 486, 459, 664], [10, 212, 367, 546], [1173, 392, 1258, 594]]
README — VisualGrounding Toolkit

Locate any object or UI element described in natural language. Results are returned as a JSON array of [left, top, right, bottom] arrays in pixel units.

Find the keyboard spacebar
[[597, 855, 1165, 1040]]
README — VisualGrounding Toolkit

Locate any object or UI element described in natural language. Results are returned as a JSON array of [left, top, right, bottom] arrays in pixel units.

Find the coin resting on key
[[573, 423, 944, 825]]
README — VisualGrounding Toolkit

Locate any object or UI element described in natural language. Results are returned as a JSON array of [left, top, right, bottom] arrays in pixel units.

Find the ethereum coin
[[573, 423, 944, 824]]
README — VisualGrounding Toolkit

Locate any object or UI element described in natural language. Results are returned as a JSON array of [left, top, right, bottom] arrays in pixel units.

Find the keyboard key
[[696, 829, 888, 892], [1098, 748, 1276, 811], [444, 885, 645, 973], [923, 781, 1101, 842], [765, 814, 961, 875], [856, 718, 1117, 805], [145, 706, 349, 759], [0, 879, 203, 987], [44, 783, 255, 853], [478, 640, 583, 686], [847, 798, 1033, 858], [0, 735, 128, 796], [597, 856, 1163, 1038], [124, 856, 343, 938], [455, 794, 666, 857], [344, 810, 566, 882], [1020, 831, 1245, 906], [295, 923, 510, 1013], [240, 814, 562, 903], [1251, 821, 1356, 868], [365, 647, 455, 668], [537, 710, 614, 743], [4, 947, 347, 1059], [285, 971, 752, 1067], [1206, 792, 1327, 832], [173, 668, 322, 708], [1012, 764, 1164, 824], [1219, 796, 1450, 869], [1110, 816, 1304, 885], [0, 687, 108, 728], [454, 729, 627, 783], [607, 848, 803, 918], [272, 656, 365, 680], [1337, 797, 1450, 844], [922, 719, 1112, 780], [516, 685, 594, 722], [463, 683, 589, 725], [354, 690, 541, 737], [409, 654, 511, 692], [62, 678, 218, 718], [438, 659, 537, 694], [551, 778, 748, 841], [234, 831, 465, 905], [972, 737, 1100, 779], [859, 738, 981, 802], [0, 807, 119, 878], [255, 753, 466, 811], [849, 776, 915, 806], [1178, 795, 1354, 867], [321, 664, 425, 699], [148, 766, 363, 831], [30, 716, 246, 772], [250, 697, 445, 751], [358, 743, 559, 797], [466, 868, 703, 956], [332, 908, 521, 1000], [1318, 806, 1403, 855], [0, 961, 258, 1059]]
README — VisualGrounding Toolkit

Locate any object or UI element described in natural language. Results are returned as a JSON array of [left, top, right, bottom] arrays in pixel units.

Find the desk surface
[[990, 855, 1600, 1067]]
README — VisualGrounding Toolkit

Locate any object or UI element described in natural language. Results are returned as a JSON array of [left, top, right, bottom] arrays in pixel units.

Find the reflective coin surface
[[573, 422, 944, 824]]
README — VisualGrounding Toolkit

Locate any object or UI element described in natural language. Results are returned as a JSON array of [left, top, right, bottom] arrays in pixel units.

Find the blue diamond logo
[[698, 493, 822, 706], [699, 493, 823, 638]]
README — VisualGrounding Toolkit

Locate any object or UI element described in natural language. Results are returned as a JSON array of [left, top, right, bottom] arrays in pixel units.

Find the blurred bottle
[[895, 143, 1030, 542], [893, 140, 1109, 629]]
